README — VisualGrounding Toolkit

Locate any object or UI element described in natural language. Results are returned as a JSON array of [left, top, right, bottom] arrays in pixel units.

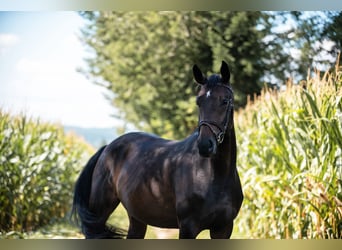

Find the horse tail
[[71, 145, 125, 238]]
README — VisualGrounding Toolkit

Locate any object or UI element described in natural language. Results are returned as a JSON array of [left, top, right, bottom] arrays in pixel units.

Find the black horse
[[71, 61, 243, 239]]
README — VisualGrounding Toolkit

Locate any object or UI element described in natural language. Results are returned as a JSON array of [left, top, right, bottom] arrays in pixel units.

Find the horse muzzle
[[197, 136, 217, 158], [197, 120, 224, 157]]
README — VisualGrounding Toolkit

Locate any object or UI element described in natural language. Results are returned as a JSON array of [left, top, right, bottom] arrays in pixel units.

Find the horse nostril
[[197, 138, 216, 157], [208, 140, 214, 151]]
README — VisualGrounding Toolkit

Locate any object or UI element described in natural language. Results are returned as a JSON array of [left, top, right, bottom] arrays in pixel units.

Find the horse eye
[[221, 99, 229, 106]]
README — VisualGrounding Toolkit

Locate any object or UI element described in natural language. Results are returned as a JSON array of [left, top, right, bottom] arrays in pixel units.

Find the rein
[[198, 85, 234, 144]]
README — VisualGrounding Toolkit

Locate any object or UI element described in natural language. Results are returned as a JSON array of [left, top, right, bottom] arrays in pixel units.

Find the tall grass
[[0, 110, 93, 234], [235, 63, 342, 238]]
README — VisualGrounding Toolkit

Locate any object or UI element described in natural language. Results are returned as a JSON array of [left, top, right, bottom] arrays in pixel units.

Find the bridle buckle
[[217, 132, 225, 144]]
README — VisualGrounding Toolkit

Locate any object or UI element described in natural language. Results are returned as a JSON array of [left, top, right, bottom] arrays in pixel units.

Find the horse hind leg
[[72, 145, 126, 238], [86, 175, 126, 238], [85, 195, 125, 239]]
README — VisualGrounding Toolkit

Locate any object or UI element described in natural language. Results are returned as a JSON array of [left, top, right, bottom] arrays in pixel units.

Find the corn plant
[[0, 110, 93, 234], [235, 64, 342, 238]]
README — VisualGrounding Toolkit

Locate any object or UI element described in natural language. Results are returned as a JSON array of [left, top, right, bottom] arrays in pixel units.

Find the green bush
[[0, 110, 93, 233], [235, 64, 342, 238]]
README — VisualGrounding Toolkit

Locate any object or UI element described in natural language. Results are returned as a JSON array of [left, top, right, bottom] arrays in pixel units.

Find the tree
[[322, 11, 342, 64], [80, 11, 278, 138], [80, 12, 213, 139], [274, 12, 339, 79], [79, 11, 336, 139], [205, 12, 290, 104]]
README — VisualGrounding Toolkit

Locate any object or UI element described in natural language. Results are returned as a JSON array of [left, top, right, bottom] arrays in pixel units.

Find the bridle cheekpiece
[[198, 84, 234, 144]]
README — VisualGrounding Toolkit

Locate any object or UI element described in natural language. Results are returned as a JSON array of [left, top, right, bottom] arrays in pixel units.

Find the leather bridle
[[198, 85, 234, 144]]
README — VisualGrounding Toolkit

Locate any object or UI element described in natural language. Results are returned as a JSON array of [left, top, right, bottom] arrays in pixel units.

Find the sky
[[0, 12, 120, 128]]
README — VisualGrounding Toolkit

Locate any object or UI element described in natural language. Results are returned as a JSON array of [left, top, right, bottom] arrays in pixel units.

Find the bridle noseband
[[198, 85, 234, 144]]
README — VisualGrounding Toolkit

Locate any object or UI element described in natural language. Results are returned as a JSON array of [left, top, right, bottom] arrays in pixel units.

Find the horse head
[[193, 61, 234, 158]]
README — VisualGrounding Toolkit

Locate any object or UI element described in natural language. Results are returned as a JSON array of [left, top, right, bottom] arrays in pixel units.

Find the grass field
[[2, 203, 245, 239]]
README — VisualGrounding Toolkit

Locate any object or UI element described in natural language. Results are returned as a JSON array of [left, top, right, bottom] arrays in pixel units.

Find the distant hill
[[64, 126, 118, 148]]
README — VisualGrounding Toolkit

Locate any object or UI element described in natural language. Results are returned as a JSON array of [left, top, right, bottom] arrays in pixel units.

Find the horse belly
[[130, 201, 178, 228], [113, 139, 181, 228], [119, 181, 179, 228]]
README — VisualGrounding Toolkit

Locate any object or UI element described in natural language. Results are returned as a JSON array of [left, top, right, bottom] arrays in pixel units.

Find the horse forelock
[[197, 74, 232, 98], [207, 74, 222, 87]]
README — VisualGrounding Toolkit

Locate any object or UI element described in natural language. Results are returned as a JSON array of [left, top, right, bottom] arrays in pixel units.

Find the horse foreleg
[[178, 219, 201, 239], [126, 216, 147, 239], [209, 220, 234, 239]]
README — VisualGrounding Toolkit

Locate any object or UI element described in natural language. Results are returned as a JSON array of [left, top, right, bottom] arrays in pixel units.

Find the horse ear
[[220, 60, 230, 84], [193, 64, 205, 84]]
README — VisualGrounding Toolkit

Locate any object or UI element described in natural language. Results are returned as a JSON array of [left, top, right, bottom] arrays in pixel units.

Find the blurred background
[[0, 11, 341, 238]]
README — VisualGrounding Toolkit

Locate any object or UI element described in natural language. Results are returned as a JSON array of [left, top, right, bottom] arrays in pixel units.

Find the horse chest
[[192, 166, 214, 194], [191, 163, 230, 199], [176, 168, 234, 222]]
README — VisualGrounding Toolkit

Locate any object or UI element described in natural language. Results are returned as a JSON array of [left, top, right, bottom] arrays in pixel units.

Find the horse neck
[[213, 126, 237, 175]]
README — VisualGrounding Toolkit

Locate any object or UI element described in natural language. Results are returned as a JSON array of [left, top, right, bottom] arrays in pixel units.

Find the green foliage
[[80, 11, 214, 139], [79, 11, 341, 140], [79, 11, 294, 139], [0, 110, 93, 233], [207, 12, 285, 104], [323, 11, 342, 64], [235, 64, 342, 238], [285, 12, 336, 78]]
